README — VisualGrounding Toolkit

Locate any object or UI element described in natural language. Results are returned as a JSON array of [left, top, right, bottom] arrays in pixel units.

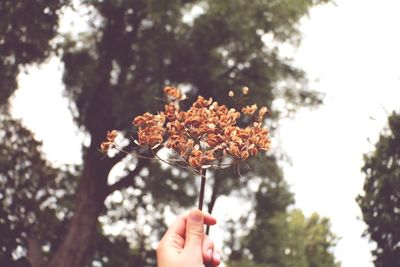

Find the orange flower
[[206, 133, 224, 147], [193, 96, 213, 108], [188, 148, 216, 169], [241, 150, 249, 160], [137, 125, 164, 147], [248, 144, 258, 156], [100, 142, 112, 153], [107, 130, 118, 141], [257, 106, 269, 122], [164, 86, 183, 100], [189, 148, 202, 169], [104, 86, 271, 170], [242, 104, 257, 116], [165, 103, 179, 121], [133, 112, 165, 127], [203, 150, 216, 163], [100, 130, 118, 152]]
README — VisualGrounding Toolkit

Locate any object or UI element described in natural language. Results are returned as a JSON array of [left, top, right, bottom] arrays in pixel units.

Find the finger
[[202, 235, 215, 263], [165, 214, 186, 238], [203, 212, 217, 226], [164, 209, 217, 243], [184, 209, 205, 250], [211, 249, 221, 266], [167, 210, 216, 236]]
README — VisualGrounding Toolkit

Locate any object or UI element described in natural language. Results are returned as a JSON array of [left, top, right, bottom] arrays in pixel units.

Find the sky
[[10, 0, 400, 266], [277, 1, 400, 266]]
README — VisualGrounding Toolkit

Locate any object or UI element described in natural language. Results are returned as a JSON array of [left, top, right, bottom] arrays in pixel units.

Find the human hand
[[156, 209, 221, 267]]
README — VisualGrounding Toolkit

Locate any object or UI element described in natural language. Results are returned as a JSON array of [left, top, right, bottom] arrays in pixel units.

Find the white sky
[[277, 1, 400, 266], [10, 0, 400, 266]]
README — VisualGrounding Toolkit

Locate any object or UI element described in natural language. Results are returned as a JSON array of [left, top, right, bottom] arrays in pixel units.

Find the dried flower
[[242, 104, 258, 116], [100, 130, 118, 152], [164, 86, 183, 100], [257, 106, 269, 121], [107, 130, 118, 142], [102, 86, 271, 173], [101, 86, 272, 220], [100, 142, 112, 153]]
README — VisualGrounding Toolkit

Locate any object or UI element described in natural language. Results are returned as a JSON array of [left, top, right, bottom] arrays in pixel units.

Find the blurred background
[[1, 0, 400, 267]]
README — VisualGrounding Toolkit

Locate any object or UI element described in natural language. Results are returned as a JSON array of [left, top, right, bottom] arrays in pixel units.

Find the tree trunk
[[47, 145, 110, 267], [28, 239, 43, 267]]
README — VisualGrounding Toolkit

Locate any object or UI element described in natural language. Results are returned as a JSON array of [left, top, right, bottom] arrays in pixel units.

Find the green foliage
[[357, 112, 400, 267], [228, 258, 266, 267], [303, 213, 340, 267], [0, 0, 68, 105], [0, 110, 77, 265], [228, 210, 340, 267], [62, 0, 326, 134], [90, 228, 148, 267], [0, 1, 71, 264]]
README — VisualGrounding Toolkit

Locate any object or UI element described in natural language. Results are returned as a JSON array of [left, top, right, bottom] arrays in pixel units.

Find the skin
[[157, 209, 221, 267]]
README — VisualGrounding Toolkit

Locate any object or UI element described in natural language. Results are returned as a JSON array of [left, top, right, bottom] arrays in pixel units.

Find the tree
[[228, 209, 340, 267], [303, 212, 339, 267], [0, 0, 68, 106], [225, 165, 339, 267], [0, 111, 77, 267], [0, 1, 70, 266], [57, 2, 330, 266], [1, 0, 334, 266], [357, 112, 400, 267]]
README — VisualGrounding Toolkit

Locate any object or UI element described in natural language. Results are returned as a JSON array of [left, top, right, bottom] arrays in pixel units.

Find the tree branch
[[27, 239, 43, 267], [107, 158, 146, 193], [206, 174, 222, 235], [208, 170, 224, 215], [106, 142, 135, 168]]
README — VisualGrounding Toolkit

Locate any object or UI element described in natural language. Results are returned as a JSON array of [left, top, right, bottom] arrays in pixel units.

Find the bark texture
[[47, 144, 110, 267], [27, 239, 43, 267]]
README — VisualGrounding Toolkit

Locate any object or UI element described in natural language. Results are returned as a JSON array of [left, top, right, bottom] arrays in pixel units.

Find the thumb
[[184, 209, 205, 250]]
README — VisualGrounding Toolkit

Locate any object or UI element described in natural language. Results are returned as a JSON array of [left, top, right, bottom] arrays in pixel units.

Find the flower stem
[[198, 169, 207, 211], [198, 169, 213, 267]]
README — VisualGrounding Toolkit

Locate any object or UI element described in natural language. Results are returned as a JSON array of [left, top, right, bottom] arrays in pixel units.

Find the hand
[[157, 209, 221, 267]]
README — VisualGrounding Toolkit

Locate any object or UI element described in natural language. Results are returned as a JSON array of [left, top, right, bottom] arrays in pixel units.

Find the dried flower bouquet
[[101, 86, 271, 213]]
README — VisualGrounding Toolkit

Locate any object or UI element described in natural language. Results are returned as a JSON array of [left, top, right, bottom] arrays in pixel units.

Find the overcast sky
[[278, 1, 400, 266], [11, 1, 400, 266]]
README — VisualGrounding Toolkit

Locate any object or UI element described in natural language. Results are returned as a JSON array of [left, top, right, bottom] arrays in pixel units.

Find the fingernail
[[190, 210, 202, 222], [206, 249, 213, 259], [213, 252, 221, 262]]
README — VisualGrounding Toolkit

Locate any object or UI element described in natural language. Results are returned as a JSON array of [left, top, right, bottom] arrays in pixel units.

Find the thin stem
[[198, 169, 207, 211], [198, 169, 213, 267], [205, 171, 221, 235]]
